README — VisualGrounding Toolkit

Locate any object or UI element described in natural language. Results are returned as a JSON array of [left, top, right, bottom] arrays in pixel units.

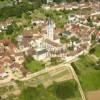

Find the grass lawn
[[73, 55, 100, 91], [94, 44, 100, 57], [24, 59, 45, 73]]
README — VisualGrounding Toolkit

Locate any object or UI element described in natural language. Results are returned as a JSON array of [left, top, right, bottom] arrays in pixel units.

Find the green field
[[48, 80, 81, 100], [19, 80, 81, 100], [24, 58, 45, 73], [19, 85, 57, 100], [94, 44, 100, 57], [73, 54, 100, 91]]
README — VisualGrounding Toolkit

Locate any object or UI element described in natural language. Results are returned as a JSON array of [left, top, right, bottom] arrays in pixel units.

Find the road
[[0, 47, 90, 100], [19, 63, 69, 81], [21, 61, 86, 100], [64, 55, 87, 100], [67, 64, 86, 100], [0, 62, 87, 100]]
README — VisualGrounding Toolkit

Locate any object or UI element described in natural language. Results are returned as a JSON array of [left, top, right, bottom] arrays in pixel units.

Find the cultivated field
[[86, 90, 100, 100]]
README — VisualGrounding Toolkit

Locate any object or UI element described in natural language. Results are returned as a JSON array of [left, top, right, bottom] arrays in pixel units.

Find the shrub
[[89, 48, 95, 54], [71, 62, 80, 75], [51, 57, 61, 65]]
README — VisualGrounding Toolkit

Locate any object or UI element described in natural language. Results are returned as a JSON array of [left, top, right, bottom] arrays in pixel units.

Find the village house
[[90, 12, 100, 27], [0, 39, 25, 78], [32, 19, 45, 26], [15, 10, 95, 62], [42, 2, 92, 11], [0, 65, 8, 78], [96, 31, 100, 41], [17, 18, 66, 61], [0, 18, 12, 32], [68, 13, 88, 25]]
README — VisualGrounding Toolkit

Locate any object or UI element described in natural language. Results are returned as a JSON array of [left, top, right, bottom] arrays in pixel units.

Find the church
[[33, 18, 66, 61], [17, 18, 66, 61]]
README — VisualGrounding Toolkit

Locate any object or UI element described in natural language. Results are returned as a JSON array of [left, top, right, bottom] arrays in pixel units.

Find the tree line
[[0, 0, 92, 4], [0, 0, 93, 20], [0, 0, 42, 20]]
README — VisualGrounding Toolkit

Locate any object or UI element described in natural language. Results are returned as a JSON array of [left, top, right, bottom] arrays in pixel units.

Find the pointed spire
[[48, 17, 53, 26]]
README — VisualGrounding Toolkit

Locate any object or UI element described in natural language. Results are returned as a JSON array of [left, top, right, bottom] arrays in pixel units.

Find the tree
[[19, 85, 57, 100], [6, 25, 14, 35], [16, 0, 20, 4], [96, 59, 100, 66], [0, 2, 37, 20], [70, 36, 79, 50], [98, 39, 100, 43], [29, 0, 42, 8], [53, 0, 83, 3], [91, 33, 96, 44], [85, 0, 89, 2], [76, 0, 81, 2], [89, 47, 95, 54], [60, 36, 70, 44], [87, 17, 93, 27], [5, 21, 20, 43], [71, 62, 80, 75], [51, 57, 61, 65], [6, 21, 19, 35], [41, 0, 47, 4], [95, 59, 100, 70], [53, 0, 63, 3], [48, 80, 78, 99]]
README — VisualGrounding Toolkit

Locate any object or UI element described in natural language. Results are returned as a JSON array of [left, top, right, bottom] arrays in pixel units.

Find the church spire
[[47, 18, 54, 40]]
